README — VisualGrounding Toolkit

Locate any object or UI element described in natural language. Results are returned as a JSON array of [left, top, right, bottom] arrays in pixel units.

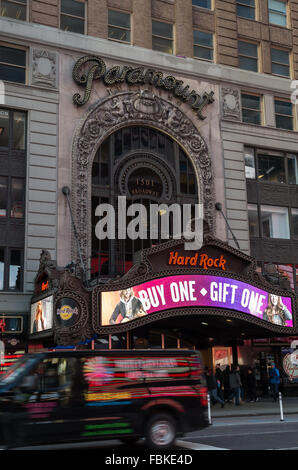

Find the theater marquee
[[100, 274, 293, 328]]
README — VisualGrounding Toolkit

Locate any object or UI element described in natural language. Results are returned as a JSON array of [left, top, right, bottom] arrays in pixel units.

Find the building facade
[[0, 0, 298, 389]]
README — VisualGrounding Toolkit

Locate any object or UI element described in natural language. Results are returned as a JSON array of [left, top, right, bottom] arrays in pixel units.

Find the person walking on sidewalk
[[223, 365, 232, 403], [229, 365, 242, 406], [269, 363, 280, 402], [206, 369, 225, 408], [247, 367, 257, 402]]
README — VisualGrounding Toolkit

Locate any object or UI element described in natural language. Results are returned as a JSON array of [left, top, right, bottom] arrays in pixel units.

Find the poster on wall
[[101, 275, 293, 328], [30, 296, 53, 333]]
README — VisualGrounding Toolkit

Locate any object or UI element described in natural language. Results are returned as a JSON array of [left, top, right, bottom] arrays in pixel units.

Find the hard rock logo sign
[[56, 305, 79, 321]]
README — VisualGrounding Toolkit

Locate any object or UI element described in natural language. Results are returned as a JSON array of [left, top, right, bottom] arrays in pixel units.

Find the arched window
[[91, 126, 198, 279]]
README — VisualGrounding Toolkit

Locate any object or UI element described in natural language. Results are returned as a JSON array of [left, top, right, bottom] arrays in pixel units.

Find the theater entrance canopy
[[89, 236, 297, 342], [32, 236, 297, 347]]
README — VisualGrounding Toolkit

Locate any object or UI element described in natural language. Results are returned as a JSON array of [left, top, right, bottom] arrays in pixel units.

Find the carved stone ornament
[[31, 48, 58, 88], [71, 90, 215, 266], [221, 87, 241, 121]]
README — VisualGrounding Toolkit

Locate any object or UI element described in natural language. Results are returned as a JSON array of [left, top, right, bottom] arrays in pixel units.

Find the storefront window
[[111, 334, 126, 349], [94, 336, 109, 350]]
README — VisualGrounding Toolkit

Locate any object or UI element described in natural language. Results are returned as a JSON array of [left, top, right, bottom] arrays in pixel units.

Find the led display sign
[[101, 274, 293, 328]]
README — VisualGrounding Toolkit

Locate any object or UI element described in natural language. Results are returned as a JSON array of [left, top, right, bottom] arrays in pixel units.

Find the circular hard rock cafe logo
[[56, 304, 79, 321]]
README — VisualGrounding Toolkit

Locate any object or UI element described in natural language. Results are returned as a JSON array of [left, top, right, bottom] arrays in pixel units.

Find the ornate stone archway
[[71, 90, 215, 266]]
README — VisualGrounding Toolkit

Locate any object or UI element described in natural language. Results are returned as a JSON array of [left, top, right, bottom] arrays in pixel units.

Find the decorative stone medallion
[[31, 48, 58, 88]]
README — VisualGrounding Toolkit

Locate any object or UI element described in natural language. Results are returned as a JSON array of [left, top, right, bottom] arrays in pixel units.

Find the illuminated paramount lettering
[[72, 56, 215, 119]]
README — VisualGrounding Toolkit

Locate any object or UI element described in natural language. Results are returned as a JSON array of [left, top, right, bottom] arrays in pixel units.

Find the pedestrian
[[247, 367, 257, 402], [215, 364, 224, 400], [206, 369, 225, 408], [268, 363, 280, 402], [229, 365, 242, 406], [223, 365, 232, 403]]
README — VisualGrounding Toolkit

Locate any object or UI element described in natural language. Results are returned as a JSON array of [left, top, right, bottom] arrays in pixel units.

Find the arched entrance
[[91, 125, 199, 278], [71, 90, 214, 271]]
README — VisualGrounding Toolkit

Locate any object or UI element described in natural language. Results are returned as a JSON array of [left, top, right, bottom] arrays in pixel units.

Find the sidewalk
[[209, 396, 298, 418]]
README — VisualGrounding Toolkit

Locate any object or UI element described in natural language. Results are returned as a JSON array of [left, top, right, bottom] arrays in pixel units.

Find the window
[[268, 0, 287, 27], [0, 247, 23, 291], [236, 0, 255, 19], [244, 148, 256, 179], [193, 30, 213, 61], [245, 147, 298, 184], [274, 99, 293, 130], [238, 41, 258, 72], [260, 205, 290, 239], [192, 0, 212, 8], [0, 108, 26, 291], [287, 154, 298, 184], [108, 10, 131, 43], [241, 94, 261, 125], [291, 208, 298, 239], [0, 0, 26, 21], [60, 0, 85, 34], [257, 153, 286, 183], [248, 203, 259, 237], [271, 48, 290, 77], [152, 21, 173, 54], [0, 45, 26, 84]]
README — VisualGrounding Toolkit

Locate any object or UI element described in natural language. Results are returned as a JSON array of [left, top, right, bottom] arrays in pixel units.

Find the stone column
[[132, 0, 152, 49], [175, 0, 193, 57], [87, 0, 108, 38]]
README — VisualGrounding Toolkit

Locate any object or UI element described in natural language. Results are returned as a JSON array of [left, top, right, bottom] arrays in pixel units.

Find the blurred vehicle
[[0, 349, 208, 449]]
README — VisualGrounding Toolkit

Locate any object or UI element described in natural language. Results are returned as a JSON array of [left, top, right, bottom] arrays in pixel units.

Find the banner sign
[[101, 275, 293, 328]]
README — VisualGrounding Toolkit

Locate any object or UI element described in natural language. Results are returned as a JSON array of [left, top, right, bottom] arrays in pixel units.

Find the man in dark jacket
[[206, 369, 225, 408], [229, 365, 242, 406], [247, 367, 257, 402]]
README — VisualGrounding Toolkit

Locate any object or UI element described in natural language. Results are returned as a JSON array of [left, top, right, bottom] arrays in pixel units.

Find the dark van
[[0, 349, 208, 449]]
